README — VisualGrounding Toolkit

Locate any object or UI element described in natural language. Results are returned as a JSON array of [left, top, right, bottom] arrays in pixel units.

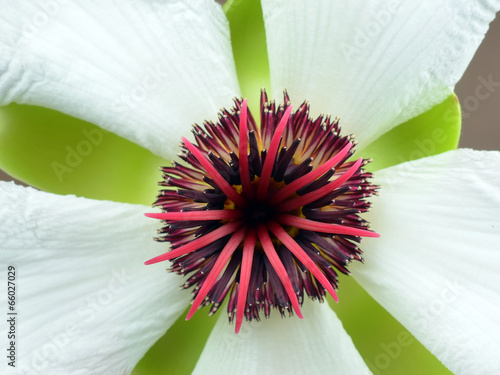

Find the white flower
[[1, 1, 500, 374]]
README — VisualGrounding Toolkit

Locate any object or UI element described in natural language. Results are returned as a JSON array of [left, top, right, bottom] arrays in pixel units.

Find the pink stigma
[[146, 90, 379, 333]]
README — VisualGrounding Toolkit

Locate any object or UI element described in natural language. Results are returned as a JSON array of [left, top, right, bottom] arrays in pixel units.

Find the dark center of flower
[[244, 200, 276, 226], [145, 90, 379, 333]]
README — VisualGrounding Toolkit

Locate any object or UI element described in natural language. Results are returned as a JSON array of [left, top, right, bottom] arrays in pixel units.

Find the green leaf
[[225, 0, 270, 115], [360, 93, 461, 171], [0, 104, 165, 205]]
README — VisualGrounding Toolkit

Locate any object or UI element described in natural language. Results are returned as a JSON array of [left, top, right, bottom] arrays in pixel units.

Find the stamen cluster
[[146, 90, 378, 333]]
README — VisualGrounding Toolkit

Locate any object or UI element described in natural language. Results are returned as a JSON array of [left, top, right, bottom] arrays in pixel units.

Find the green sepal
[[330, 276, 453, 375], [224, 0, 270, 115], [336, 92, 461, 375], [132, 307, 218, 375], [0, 104, 165, 205], [360, 93, 461, 171]]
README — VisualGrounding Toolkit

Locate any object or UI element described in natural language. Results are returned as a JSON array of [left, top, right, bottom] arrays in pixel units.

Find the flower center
[[145, 90, 379, 333], [244, 199, 276, 226]]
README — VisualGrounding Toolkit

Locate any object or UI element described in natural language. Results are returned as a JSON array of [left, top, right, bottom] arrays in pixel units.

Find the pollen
[[145, 90, 379, 333]]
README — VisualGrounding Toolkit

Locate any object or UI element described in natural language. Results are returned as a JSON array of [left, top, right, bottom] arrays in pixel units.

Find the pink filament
[[278, 158, 363, 212], [186, 227, 246, 320], [256, 105, 293, 201], [235, 229, 257, 333], [182, 137, 247, 208], [144, 220, 242, 265], [145, 210, 244, 221], [257, 223, 303, 318], [277, 214, 380, 238], [238, 99, 254, 199], [268, 220, 339, 303], [271, 142, 353, 204]]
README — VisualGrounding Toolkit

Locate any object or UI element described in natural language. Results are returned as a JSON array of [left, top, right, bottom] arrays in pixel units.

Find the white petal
[[0, 182, 190, 375], [193, 301, 371, 375], [352, 149, 500, 375], [261, 0, 499, 148], [0, 0, 239, 159]]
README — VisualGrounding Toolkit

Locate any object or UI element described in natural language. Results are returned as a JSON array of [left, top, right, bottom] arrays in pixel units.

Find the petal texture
[[0, 182, 189, 375], [193, 301, 371, 375], [0, 0, 239, 159], [353, 149, 500, 375], [262, 0, 500, 148]]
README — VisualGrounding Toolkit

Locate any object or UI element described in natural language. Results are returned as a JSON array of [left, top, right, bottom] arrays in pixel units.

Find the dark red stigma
[[145, 90, 379, 333]]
